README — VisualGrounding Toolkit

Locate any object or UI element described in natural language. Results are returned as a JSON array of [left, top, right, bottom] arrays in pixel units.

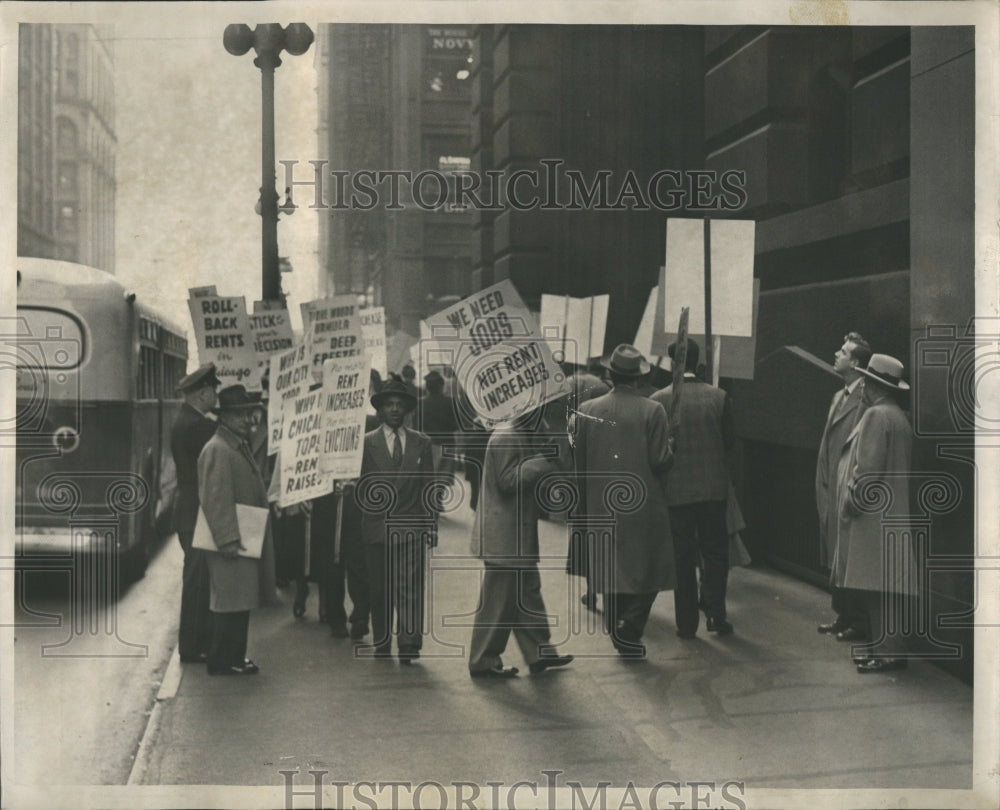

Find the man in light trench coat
[[574, 344, 676, 658], [198, 384, 277, 676], [468, 408, 575, 678], [815, 332, 872, 640], [833, 354, 917, 674]]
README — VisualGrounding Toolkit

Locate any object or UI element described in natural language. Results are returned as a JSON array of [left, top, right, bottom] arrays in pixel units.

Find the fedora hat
[[370, 379, 417, 412], [857, 354, 910, 391], [601, 343, 651, 377], [176, 362, 220, 394], [213, 384, 263, 413]]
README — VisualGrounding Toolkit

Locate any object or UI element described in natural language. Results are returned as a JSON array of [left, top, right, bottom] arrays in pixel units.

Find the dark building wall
[[475, 25, 705, 348], [907, 27, 976, 683]]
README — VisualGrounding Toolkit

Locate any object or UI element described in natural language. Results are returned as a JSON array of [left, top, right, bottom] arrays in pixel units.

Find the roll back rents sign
[[187, 287, 261, 390]]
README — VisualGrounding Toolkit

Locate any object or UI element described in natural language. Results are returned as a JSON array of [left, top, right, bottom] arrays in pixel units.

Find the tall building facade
[[17, 23, 116, 273], [316, 24, 474, 334]]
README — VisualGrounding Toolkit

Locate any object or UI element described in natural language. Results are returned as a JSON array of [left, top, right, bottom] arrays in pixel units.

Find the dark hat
[[601, 344, 651, 377], [176, 362, 220, 393], [370, 379, 417, 412], [213, 384, 263, 413], [424, 369, 444, 384], [857, 354, 910, 391]]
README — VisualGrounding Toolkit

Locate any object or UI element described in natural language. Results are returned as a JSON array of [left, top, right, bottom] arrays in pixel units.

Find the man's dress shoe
[[529, 654, 574, 674], [350, 622, 369, 640], [707, 617, 734, 635], [470, 665, 519, 678], [208, 659, 259, 676], [836, 627, 867, 642], [856, 657, 908, 674], [818, 621, 847, 634]]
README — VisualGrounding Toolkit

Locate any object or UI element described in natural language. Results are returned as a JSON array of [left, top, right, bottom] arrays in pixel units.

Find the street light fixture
[[223, 23, 313, 304]]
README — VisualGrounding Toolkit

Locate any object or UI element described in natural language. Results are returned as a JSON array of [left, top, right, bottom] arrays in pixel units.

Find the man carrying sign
[[651, 340, 735, 639]]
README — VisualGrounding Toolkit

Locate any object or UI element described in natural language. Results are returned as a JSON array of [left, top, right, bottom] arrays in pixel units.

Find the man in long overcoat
[[468, 410, 574, 677], [650, 339, 735, 638], [357, 380, 438, 663], [833, 354, 917, 674], [574, 344, 675, 657], [815, 332, 871, 639], [170, 363, 219, 664], [198, 384, 274, 676]]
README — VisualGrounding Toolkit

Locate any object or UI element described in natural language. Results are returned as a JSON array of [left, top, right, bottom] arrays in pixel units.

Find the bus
[[13, 257, 189, 583]]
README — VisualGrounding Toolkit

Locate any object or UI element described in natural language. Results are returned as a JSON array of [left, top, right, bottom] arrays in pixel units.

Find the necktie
[[391, 429, 402, 468]]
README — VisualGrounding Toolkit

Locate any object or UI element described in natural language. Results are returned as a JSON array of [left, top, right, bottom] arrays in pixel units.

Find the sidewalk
[[132, 493, 973, 793]]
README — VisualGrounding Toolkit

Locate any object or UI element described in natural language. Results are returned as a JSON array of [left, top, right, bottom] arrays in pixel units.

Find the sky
[[113, 18, 320, 359]]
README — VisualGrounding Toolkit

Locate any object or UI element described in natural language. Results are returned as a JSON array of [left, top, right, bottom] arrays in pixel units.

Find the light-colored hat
[[600, 344, 651, 377], [857, 354, 910, 390]]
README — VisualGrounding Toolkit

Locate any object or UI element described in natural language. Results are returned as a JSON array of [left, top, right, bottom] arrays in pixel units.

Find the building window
[[56, 117, 77, 153], [57, 204, 77, 237], [58, 162, 77, 195]]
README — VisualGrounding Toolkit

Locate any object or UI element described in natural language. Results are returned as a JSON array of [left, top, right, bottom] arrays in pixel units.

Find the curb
[[126, 646, 182, 785]]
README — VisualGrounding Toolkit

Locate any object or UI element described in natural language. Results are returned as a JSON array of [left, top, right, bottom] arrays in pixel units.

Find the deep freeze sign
[[423, 279, 569, 426]]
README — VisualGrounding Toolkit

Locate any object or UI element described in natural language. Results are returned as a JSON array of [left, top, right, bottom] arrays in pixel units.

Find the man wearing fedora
[[574, 344, 676, 657], [358, 379, 438, 663], [198, 384, 273, 675], [651, 339, 735, 638], [833, 354, 917, 674], [816, 332, 872, 641], [170, 363, 220, 664]]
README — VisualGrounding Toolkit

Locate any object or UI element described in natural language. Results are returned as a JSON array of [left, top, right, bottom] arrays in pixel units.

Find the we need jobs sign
[[424, 280, 569, 426]]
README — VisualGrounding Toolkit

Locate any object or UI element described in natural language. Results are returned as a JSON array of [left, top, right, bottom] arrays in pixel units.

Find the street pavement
[[130, 486, 973, 801]]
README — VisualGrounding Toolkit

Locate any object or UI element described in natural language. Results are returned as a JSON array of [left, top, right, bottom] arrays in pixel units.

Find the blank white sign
[[663, 218, 755, 338]]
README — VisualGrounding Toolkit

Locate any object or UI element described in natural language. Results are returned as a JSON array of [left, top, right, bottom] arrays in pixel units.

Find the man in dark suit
[[651, 339, 735, 637], [815, 331, 872, 640], [357, 380, 438, 663], [170, 363, 220, 664]]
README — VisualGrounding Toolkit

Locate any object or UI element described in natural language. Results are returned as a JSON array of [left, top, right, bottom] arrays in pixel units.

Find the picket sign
[[423, 279, 570, 426], [187, 289, 261, 391]]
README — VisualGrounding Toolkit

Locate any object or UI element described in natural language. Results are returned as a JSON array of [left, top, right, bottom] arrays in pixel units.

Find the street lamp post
[[223, 23, 313, 304]]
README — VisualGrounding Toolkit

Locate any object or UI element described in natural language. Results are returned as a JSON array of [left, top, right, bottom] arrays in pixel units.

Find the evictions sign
[[423, 279, 569, 426], [319, 354, 370, 479]]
